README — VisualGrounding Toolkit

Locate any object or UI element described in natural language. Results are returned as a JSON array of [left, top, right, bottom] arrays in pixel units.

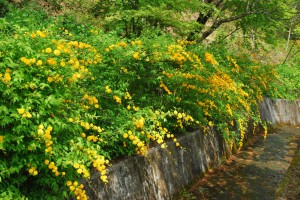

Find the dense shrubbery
[[0, 3, 293, 200], [275, 61, 300, 100]]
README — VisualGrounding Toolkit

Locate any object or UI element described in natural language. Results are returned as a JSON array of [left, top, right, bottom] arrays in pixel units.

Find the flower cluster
[[86, 151, 109, 183], [17, 108, 32, 118], [159, 81, 172, 95], [0, 69, 11, 83], [37, 125, 54, 155], [45, 160, 65, 177], [205, 52, 218, 65], [81, 93, 99, 109], [123, 130, 148, 155], [113, 95, 122, 104], [31, 30, 47, 38], [66, 181, 88, 200], [73, 163, 90, 178], [27, 164, 38, 176]]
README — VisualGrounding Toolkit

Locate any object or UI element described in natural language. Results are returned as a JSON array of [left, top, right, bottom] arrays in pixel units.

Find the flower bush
[[0, 6, 278, 200]]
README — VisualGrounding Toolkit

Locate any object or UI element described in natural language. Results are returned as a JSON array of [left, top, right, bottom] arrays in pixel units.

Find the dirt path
[[177, 126, 300, 200]]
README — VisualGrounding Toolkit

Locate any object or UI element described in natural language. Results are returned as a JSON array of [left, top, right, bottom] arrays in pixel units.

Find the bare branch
[[200, 12, 259, 41], [217, 26, 242, 43], [199, 10, 272, 41], [283, 40, 297, 65]]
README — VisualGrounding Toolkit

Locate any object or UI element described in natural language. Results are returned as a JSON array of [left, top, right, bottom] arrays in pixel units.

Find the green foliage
[[275, 63, 300, 100], [280, 66, 300, 99], [0, 0, 10, 18], [0, 2, 291, 199], [88, 0, 203, 37]]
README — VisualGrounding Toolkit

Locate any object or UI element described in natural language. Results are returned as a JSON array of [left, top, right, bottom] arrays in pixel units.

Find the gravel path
[[178, 126, 300, 200]]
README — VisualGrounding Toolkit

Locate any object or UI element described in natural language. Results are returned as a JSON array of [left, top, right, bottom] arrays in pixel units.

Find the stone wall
[[84, 98, 299, 199], [260, 98, 300, 126], [85, 127, 233, 200]]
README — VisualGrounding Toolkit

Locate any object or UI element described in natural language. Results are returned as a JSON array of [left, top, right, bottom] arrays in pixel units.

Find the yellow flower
[[113, 96, 121, 104], [47, 58, 57, 66], [123, 133, 128, 139], [204, 52, 218, 65], [73, 163, 80, 169], [124, 92, 132, 100], [66, 181, 72, 186], [0, 135, 3, 143], [135, 40, 142, 45], [68, 118, 74, 122], [30, 58, 36, 64], [36, 60, 43, 66], [37, 30, 46, 38], [101, 170, 107, 175], [60, 60, 66, 67], [31, 33, 36, 38], [87, 135, 93, 141], [53, 50, 61, 56], [45, 48, 52, 54], [105, 86, 112, 93], [38, 129, 44, 135], [47, 76, 55, 83], [44, 134, 51, 139], [44, 160, 50, 165], [133, 52, 140, 60], [135, 118, 145, 130], [83, 93, 89, 99], [177, 113, 182, 119], [26, 112, 32, 118], [100, 175, 108, 183], [47, 126, 53, 132], [3, 73, 11, 82], [92, 97, 98, 104], [129, 135, 134, 141], [83, 172, 90, 178], [29, 168, 34, 174], [33, 170, 38, 176], [17, 108, 25, 115]]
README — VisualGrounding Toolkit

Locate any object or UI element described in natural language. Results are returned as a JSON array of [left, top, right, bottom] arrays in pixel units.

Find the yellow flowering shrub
[[0, 7, 277, 200]]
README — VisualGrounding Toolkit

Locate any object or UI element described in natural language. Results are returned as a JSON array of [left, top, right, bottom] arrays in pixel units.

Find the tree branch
[[199, 10, 269, 41], [217, 26, 242, 43], [283, 40, 297, 65]]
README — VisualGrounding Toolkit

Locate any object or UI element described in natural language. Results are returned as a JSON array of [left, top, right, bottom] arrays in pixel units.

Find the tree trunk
[[286, 26, 292, 50]]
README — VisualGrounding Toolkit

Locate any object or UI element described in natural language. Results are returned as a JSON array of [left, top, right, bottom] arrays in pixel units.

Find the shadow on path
[[177, 126, 300, 200]]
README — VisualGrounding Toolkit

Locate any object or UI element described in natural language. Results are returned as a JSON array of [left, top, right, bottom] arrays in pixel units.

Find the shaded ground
[[176, 126, 300, 200], [275, 147, 300, 199]]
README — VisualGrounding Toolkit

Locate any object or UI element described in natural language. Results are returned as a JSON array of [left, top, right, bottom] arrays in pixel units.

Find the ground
[[176, 126, 300, 200]]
